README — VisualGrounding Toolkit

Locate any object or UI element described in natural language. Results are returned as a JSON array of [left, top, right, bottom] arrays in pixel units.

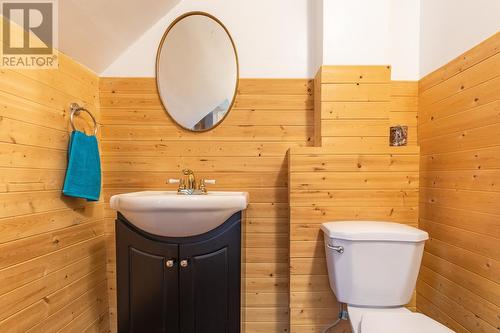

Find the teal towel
[[63, 130, 101, 201]]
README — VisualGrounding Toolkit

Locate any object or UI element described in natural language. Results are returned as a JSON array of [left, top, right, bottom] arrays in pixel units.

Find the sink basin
[[110, 191, 249, 237]]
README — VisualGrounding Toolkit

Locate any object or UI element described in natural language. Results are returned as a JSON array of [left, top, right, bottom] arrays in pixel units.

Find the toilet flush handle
[[327, 243, 344, 254]]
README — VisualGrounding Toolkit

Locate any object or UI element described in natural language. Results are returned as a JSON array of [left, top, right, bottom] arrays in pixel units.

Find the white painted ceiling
[[58, 0, 180, 74]]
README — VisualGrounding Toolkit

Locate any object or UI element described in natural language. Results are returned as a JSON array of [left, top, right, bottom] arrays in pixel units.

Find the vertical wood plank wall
[[417, 33, 500, 333], [0, 55, 108, 330], [99, 78, 314, 332], [289, 66, 420, 333]]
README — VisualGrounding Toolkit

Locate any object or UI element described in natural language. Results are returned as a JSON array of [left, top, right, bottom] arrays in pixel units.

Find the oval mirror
[[156, 12, 239, 131]]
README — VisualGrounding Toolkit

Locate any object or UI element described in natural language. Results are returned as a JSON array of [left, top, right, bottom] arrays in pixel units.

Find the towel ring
[[70, 103, 98, 136]]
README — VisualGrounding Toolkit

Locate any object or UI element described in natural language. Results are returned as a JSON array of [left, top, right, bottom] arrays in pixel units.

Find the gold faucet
[[167, 169, 216, 195], [183, 169, 197, 190]]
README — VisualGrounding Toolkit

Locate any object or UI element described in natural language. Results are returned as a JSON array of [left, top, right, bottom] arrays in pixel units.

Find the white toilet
[[321, 221, 455, 333]]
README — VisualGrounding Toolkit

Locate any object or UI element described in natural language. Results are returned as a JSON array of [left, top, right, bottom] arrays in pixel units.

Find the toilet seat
[[361, 312, 454, 333], [347, 305, 409, 333], [347, 305, 454, 333]]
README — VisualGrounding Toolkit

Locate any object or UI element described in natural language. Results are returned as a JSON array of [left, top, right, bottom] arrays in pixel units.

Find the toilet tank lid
[[321, 221, 428, 242]]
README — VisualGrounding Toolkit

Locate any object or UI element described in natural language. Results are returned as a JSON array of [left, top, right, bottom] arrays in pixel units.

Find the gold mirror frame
[[155, 11, 240, 132]]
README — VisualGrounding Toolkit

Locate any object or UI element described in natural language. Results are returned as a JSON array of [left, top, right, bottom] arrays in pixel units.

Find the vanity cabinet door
[[116, 221, 179, 333], [179, 220, 241, 333]]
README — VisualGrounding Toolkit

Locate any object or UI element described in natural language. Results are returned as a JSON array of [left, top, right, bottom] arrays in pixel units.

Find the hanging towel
[[63, 130, 101, 201]]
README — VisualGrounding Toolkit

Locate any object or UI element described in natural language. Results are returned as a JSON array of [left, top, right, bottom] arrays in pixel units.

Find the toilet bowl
[[321, 221, 455, 333]]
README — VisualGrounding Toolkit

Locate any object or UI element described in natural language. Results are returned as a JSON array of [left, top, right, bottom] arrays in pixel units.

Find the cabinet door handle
[[165, 259, 175, 268], [180, 259, 189, 268]]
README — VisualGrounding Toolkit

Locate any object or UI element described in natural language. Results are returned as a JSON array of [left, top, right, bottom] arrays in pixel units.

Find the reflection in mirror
[[156, 12, 239, 131]]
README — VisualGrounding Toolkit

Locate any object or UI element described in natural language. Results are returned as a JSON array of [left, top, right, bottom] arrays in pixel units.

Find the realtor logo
[[1, 0, 58, 68]]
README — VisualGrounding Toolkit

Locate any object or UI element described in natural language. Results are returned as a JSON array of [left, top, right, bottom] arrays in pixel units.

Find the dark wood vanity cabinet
[[116, 212, 241, 333]]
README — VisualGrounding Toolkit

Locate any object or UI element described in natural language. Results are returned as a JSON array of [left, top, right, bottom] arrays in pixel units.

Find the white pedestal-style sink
[[110, 191, 249, 237]]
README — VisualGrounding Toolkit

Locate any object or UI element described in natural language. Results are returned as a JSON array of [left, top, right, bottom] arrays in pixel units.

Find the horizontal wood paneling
[[101, 124, 312, 142], [417, 32, 500, 333], [101, 108, 313, 126], [289, 66, 420, 333], [320, 65, 391, 83], [0, 45, 107, 332], [100, 77, 313, 332]]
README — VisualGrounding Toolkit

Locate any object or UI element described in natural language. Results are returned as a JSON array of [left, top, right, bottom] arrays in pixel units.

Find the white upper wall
[[59, 0, 180, 73], [104, 0, 420, 79], [103, 0, 316, 78], [323, 0, 391, 66], [389, 0, 420, 80], [322, 0, 420, 80], [312, 0, 324, 74], [420, 0, 500, 77], [101, 0, 499, 79]]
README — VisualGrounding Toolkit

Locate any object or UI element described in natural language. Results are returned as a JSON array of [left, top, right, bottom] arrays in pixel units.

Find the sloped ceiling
[[58, 0, 180, 74]]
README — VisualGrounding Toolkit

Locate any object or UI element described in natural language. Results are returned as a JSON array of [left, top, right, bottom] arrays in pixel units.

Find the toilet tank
[[321, 221, 428, 307]]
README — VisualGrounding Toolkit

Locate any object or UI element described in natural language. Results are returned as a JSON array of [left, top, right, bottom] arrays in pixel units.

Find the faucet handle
[[199, 179, 216, 194], [168, 178, 186, 192]]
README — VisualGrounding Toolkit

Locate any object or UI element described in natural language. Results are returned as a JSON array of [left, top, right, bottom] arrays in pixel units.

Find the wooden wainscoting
[[0, 54, 108, 330], [99, 77, 314, 332], [417, 32, 500, 333], [289, 66, 420, 333]]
